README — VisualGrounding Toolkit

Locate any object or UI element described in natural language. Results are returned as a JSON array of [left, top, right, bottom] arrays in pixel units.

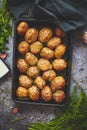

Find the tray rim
[[12, 18, 73, 107]]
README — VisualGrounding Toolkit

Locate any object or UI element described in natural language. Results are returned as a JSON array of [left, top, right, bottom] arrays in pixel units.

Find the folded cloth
[[7, 0, 87, 32], [7, 0, 35, 18]]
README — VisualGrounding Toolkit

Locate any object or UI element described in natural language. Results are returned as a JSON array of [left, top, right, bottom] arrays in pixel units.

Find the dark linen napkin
[[7, 0, 87, 32]]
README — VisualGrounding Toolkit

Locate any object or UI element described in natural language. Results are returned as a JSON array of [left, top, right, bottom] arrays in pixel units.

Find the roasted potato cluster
[[16, 21, 67, 103]]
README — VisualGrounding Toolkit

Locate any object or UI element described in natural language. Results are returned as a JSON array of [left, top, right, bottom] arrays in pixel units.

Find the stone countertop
[[0, 24, 87, 130]]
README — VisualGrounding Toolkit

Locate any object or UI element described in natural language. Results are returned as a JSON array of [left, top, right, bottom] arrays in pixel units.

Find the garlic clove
[[82, 32, 87, 44]]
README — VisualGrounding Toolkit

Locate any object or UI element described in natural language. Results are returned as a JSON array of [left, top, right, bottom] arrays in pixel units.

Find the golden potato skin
[[41, 86, 52, 102], [34, 76, 46, 89], [25, 52, 38, 66], [55, 45, 66, 59], [25, 28, 38, 43], [52, 59, 67, 71], [42, 70, 56, 81], [28, 85, 40, 101], [37, 58, 52, 71], [27, 66, 40, 78], [18, 41, 29, 54], [55, 27, 66, 38], [16, 24, 68, 103], [53, 90, 65, 103], [17, 59, 29, 73], [17, 22, 29, 35], [51, 76, 65, 90], [16, 86, 28, 97], [30, 41, 43, 54], [19, 75, 32, 88], [47, 37, 62, 49], [40, 47, 54, 59], [38, 27, 53, 43]]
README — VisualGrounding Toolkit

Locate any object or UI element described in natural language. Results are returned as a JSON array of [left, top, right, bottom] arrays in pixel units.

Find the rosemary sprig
[[27, 82, 87, 130]]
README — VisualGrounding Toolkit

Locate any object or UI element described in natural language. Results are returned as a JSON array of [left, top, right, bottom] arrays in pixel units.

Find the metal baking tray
[[12, 18, 72, 107]]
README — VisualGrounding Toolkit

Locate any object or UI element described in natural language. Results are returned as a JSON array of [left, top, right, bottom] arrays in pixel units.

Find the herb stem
[[11, 116, 26, 123]]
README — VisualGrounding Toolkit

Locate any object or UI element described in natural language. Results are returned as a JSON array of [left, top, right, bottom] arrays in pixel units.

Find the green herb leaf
[[0, 0, 12, 53]]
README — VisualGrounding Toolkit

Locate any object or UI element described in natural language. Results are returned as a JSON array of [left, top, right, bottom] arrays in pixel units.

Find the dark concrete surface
[[0, 20, 87, 130]]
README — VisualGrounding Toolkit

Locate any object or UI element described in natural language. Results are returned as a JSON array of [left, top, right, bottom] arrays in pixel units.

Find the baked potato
[[17, 58, 29, 73], [27, 66, 40, 78], [40, 47, 54, 59], [16, 86, 28, 98], [17, 21, 29, 35], [47, 37, 62, 49], [42, 70, 56, 81], [53, 90, 65, 103], [55, 27, 66, 38], [38, 27, 53, 43], [30, 41, 43, 54], [18, 41, 29, 55], [51, 76, 65, 90], [25, 52, 38, 66], [34, 76, 46, 89], [28, 85, 40, 101], [25, 28, 38, 43], [55, 44, 66, 59], [52, 59, 67, 71], [19, 75, 32, 88], [41, 86, 52, 102], [37, 58, 52, 71]]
